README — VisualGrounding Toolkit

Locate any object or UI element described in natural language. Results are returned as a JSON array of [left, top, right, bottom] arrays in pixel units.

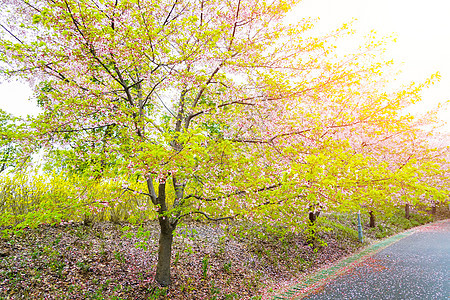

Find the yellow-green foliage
[[0, 171, 158, 229]]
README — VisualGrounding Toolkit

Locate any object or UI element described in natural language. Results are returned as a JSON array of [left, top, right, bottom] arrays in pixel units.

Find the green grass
[[317, 217, 359, 241]]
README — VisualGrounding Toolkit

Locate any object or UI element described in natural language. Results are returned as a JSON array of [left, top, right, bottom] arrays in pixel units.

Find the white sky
[[291, 0, 450, 133], [0, 0, 449, 131]]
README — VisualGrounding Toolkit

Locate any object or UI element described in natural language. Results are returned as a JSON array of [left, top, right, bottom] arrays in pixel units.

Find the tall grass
[[0, 171, 158, 229]]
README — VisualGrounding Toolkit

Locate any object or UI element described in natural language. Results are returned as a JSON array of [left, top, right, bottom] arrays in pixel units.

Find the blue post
[[357, 210, 364, 243]]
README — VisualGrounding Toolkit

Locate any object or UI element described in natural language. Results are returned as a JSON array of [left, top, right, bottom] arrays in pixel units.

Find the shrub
[[0, 171, 157, 231]]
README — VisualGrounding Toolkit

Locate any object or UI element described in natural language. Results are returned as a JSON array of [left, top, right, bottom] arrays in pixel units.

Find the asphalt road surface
[[303, 219, 450, 300]]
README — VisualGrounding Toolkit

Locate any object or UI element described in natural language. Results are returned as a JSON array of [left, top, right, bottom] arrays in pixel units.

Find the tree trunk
[[146, 177, 176, 286], [147, 176, 184, 287], [431, 202, 436, 215], [155, 226, 174, 286], [308, 204, 321, 225], [307, 209, 321, 246], [369, 210, 375, 228], [405, 203, 410, 219], [309, 210, 321, 225]]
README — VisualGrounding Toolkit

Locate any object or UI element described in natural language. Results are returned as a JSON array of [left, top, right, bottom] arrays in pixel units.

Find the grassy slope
[[0, 206, 448, 300]]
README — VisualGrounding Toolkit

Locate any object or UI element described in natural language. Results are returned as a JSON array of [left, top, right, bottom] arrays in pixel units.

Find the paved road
[[303, 220, 450, 300]]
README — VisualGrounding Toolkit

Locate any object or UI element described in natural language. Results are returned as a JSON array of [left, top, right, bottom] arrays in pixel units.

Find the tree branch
[[187, 99, 256, 123], [183, 183, 283, 202], [178, 211, 235, 222], [54, 123, 116, 134], [0, 23, 24, 44], [162, 0, 179, 26]]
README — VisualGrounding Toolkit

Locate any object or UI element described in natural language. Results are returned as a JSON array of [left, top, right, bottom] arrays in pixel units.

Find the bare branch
[[178, 211, 235, 221], [183, 183, 283, 202], [0, 23, 24, 44], [162, 0, 179, 26], [124, 186, 155, 199], [228, 0, 241, 50], [54, 123, 116, 134], [19, 0, 41, 12], [187, 99, 256, 122]]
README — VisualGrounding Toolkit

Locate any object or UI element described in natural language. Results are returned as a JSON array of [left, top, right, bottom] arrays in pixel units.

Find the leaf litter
[[1, 210, 446, 299]]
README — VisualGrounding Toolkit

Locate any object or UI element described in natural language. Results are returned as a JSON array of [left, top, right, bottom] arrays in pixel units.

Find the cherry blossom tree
[[1, 0, 448, 285]]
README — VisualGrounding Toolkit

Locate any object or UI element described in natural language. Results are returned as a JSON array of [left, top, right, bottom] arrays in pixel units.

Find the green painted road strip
[[270, 226, 420, 300]]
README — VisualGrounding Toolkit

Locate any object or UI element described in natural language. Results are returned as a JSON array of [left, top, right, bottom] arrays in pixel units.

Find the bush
[[0, 171, 157, 230]]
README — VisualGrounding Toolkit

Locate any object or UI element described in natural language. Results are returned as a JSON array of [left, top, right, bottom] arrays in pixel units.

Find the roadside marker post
[[357, 210, 364, 243]]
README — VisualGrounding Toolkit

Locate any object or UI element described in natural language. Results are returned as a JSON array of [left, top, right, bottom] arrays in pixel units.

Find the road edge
[[269, 219, 448, 300]]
